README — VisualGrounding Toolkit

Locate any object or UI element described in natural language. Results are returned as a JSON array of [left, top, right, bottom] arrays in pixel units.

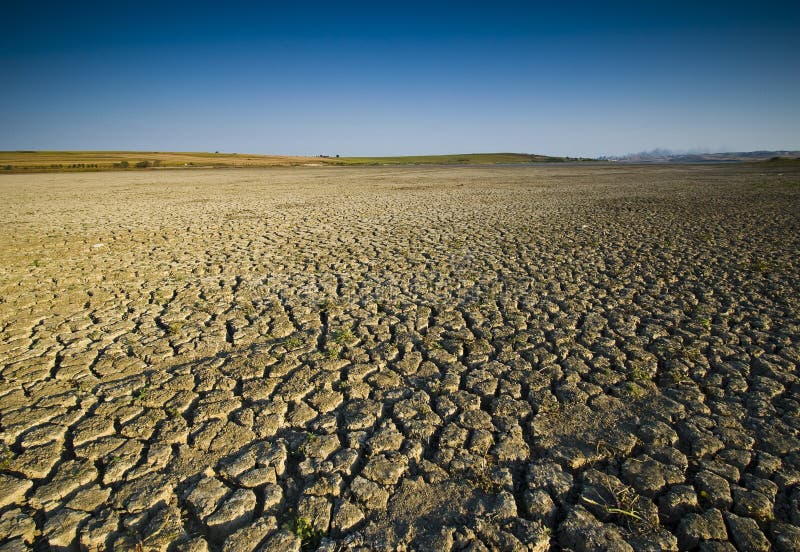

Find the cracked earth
[[1, 164, 799, 551]]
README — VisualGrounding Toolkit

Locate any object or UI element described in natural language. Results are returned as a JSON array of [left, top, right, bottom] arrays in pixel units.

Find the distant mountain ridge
[[601, 150, 800, 163]]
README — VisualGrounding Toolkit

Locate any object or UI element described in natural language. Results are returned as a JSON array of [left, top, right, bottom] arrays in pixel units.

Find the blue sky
[[2, 1, 798, 157]]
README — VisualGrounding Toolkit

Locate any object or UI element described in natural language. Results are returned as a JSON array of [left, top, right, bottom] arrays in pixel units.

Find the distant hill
[[0, 151, 584, 173], [602, 150, 800, 163], [331, 152, 587, 165]]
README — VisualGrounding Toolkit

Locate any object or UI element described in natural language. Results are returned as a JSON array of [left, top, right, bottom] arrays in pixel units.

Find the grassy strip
[[0, 151, 594, 173]]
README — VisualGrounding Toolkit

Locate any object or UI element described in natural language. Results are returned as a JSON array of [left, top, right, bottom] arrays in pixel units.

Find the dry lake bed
[[1, 164, 799, 551]]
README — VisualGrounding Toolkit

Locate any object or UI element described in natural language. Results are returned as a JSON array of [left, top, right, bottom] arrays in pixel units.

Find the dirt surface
[[1, 165, 799, 551]]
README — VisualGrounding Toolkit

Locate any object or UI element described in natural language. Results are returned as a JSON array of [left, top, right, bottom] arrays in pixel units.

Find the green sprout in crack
[[283, 336, 304, 350], [166, 321, 183, 336], [580, 483, 655, 528], [283, 516, 323, 549], [133, 386, 150, 403], [333, 380, 351, 393], [627, 365, 650, 382], [581, 495, 644, 522], [0, 442, 14, 470], [295, 432, 317, 458], [625, 382, 646, 398], [325, 344, 341, 360], [333, 328, 354, 344]]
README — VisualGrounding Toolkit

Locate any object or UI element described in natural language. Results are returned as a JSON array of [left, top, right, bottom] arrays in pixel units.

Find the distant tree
[[336, 154, 340, 158], [135, 160, 151, 168]]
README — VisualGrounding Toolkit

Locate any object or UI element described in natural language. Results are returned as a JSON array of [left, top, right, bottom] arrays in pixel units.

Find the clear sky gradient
[[2, 0, 799, 157]]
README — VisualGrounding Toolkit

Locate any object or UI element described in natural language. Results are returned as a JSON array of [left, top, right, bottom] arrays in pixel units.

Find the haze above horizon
[[2, 1, 798, 158]]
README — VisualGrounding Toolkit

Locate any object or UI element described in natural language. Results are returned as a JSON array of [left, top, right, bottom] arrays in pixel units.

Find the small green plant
[[628, 365, 650, 382], [460, 458, 502, 493], [283, 336, 303, 350], [295, 432, 317, 458], [133, 386, 150, 403], [580, 481, 654, 527], [166, 321, 183, 336], [165, 407, 181, 419], [626, 382, 646, 398], [699, 317, 712, 331], [325, 345, 341, 360], [746, 260, 771, 273], [333, 328, 354, 344], [0, 442, 14, 470], [423, 335, 443, 350], [581, 495, 643, 522], [283, 516, 322, 549], [88, 330, 102, 341]]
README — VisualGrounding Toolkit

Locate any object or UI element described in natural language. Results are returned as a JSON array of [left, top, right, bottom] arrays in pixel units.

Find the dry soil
[[0, 165, 799, 551]]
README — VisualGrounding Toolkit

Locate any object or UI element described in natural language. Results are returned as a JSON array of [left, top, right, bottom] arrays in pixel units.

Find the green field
[[0, 151, 584, 173], [0, 151, 335, 173]]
